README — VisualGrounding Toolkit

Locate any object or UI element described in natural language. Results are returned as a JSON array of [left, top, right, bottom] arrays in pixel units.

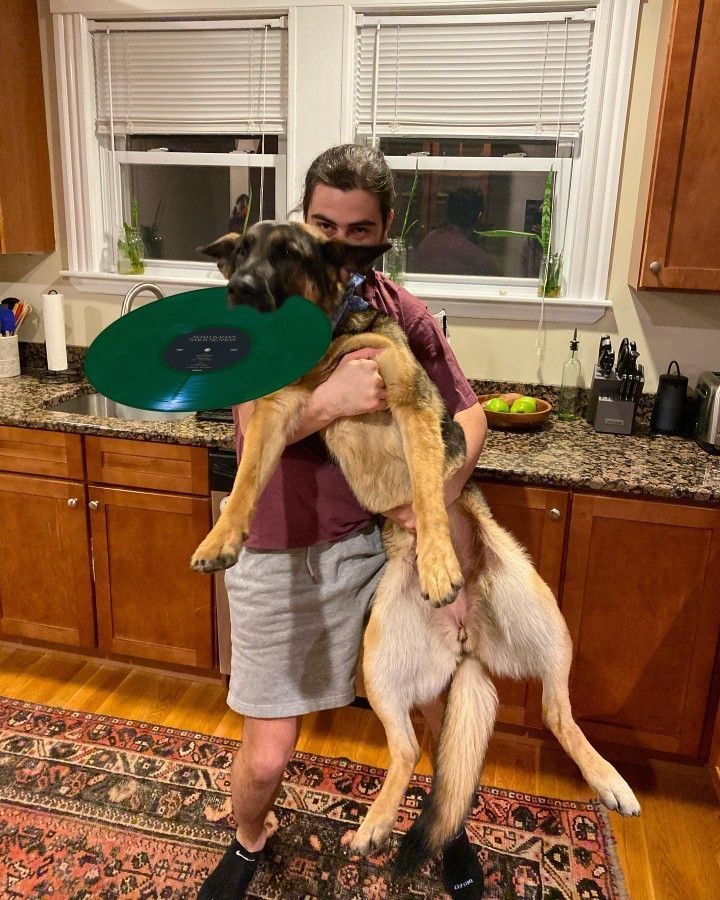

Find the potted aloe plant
[[478, 169, 562, 298]]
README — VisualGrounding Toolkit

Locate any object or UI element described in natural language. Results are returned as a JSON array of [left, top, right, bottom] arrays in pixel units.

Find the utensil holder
[[586, 365, 644, 435], [0, 335, 20, 378]]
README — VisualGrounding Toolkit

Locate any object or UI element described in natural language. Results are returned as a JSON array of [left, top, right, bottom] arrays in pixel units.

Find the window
[[54, 1, 640, 321], [352, 3, 634, 320], [55, 15, 287, 290]]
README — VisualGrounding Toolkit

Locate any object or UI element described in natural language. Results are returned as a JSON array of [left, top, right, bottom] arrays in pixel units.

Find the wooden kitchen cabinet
[[562, 493, 720, 757], [0, 0, 55, 253], [0, 471, 95, 648], [630, 0, 720, 291], [88, 485, 213, 669], [478, 481, 569, 728], [84, 435, 213, 668], [710, 702, 720, 799], [0, 429, 214, 671]]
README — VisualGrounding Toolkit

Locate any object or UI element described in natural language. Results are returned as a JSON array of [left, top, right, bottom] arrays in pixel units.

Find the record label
[[163, 327, 252, 373]]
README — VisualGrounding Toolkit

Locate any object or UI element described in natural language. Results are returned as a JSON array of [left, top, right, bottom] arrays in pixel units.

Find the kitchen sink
[[45, 392, 194, 422]]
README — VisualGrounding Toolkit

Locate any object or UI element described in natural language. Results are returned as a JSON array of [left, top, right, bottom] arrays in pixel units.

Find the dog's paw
[[190, 528, 246, 573], [587, 764, 641, 817], [350, 815, 394, 855], [417, 546, 464, 607]]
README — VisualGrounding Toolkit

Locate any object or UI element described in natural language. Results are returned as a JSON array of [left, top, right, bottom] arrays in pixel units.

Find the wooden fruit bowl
[[478, 393, 552, 430]]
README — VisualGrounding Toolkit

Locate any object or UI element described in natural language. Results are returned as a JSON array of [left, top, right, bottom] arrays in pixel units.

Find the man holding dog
[[198, 145, 487, 900]]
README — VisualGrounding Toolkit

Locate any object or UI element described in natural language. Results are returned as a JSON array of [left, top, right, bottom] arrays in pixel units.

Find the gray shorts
[[225, 524, 386, 718]]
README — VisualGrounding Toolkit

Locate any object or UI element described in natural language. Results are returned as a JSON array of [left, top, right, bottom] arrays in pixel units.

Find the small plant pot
[[538, 252, 563, 298], [116, 228, 146, 275], [384, 238, 407, 285]]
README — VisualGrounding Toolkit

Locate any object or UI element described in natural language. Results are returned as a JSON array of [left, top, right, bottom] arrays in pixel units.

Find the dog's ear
[[198, 232, 241, 262], [320, 239, 392, 274]]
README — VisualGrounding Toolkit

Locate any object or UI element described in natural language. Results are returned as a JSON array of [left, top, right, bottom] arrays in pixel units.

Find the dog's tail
[[394, 654, 497, 875]]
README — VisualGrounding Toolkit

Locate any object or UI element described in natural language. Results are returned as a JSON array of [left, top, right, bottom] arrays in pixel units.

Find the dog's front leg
[[391, 405, 463, 607], [190, 386, 310, 572]]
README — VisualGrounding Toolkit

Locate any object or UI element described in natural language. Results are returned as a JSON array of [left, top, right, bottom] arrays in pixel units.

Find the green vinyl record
[[84, 288, 332, 411]]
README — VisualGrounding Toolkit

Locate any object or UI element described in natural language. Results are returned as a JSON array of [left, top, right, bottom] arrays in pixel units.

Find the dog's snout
[[228, 272, 275, 312]]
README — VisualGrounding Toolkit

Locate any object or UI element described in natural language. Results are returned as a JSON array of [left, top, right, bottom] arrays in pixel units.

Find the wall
[[2, 0, 719, 392]]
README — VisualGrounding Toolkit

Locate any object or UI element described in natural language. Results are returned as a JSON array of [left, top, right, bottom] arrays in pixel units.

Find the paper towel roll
[[42, 291, 68, 372]]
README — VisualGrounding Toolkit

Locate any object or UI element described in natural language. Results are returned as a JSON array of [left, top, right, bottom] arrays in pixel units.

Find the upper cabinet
[[0, 0, 55, 254], [630, 0, 720, 292]]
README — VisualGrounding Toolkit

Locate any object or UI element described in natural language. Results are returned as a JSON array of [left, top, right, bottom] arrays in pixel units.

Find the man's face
[[306, 184, 394, 245]]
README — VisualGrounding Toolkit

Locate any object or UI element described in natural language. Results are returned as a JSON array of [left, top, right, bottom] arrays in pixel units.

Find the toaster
[[694, 371, 720, 453]]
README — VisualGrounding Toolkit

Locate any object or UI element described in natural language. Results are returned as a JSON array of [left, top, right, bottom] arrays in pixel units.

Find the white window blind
[[356, 10, 595, 140], [90, 19, 288, 136]]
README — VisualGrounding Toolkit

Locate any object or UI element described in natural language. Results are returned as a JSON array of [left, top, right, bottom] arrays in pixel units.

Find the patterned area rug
[[0, 695, 627, 899]]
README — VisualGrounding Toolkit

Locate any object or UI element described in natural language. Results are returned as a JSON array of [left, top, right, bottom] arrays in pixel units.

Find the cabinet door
[[89, 486, 213, 669], [631, 0, 720, 290], [562, 493, 720, 756], [478, 482, 569, 727], [0, 473, 95, 647], [0, 0, 54, 252], [710, 702, 720, 800]]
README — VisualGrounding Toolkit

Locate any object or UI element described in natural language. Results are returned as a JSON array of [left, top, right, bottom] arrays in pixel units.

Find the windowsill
[[63, 270, 611, 324]]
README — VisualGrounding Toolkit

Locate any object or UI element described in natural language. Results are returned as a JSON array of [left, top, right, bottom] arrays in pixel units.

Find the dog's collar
[[331, 273, 369, 334]]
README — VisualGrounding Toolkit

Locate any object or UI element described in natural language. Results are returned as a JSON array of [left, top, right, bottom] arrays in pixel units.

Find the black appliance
[[650, 361, 688, 436]]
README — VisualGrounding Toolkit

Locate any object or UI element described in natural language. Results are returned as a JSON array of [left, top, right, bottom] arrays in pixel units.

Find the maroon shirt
[[234, 270, 478, 549]]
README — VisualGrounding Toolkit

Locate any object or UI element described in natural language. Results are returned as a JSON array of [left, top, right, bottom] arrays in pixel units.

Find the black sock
[[441, 830, 484, 899], [197, 837, 261, 900]]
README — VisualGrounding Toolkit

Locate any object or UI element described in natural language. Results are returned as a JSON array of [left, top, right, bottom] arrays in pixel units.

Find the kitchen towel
[[41, 290, 68, 372], [0, 334, 20, 378]]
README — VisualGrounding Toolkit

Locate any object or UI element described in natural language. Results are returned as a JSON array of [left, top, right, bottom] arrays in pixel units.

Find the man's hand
[[314, 348, 388, 419], [382, 502, 417, 532]]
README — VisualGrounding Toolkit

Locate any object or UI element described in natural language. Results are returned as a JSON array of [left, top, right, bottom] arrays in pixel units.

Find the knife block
[[586, 366, 644, 434]]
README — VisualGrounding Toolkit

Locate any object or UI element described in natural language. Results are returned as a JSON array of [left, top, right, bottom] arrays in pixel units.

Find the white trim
[[88, 17, 286, 32], [358, 10, 596, 26], [384, 155, 563, 172], [62, 268, 609, 323], [51, 0, 603, 12], [115, 151, 281, 167], [423, 295, 610, 323], [565, 0, 641, 301]]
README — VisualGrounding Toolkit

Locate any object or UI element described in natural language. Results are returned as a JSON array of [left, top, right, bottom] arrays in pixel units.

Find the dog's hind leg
[[352, 532, 459, 856], [190, 386, 310, 571], [460, 485, 641, 817], [539, 629, 641, 817]]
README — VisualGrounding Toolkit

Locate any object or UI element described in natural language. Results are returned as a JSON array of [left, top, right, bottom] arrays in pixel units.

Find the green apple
[[510, 396, 538, 414], [485, 397, 510, 413]]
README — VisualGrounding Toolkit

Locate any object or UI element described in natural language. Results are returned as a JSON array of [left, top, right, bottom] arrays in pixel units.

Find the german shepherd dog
[[191, 222, 640, 876]]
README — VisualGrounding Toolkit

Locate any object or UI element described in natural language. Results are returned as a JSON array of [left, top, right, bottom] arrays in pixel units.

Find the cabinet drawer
[[0, 426, 84, 479], [86, 436, 208, 495]]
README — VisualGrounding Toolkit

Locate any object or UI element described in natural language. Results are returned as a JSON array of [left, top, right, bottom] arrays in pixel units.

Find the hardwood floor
[[1, 642, 719, 899]]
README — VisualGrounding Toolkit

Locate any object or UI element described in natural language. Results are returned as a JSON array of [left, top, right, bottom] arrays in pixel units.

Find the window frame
[[52, 0, 642, 323]]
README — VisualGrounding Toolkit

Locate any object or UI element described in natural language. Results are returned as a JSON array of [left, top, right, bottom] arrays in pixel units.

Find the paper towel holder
[[38, 289, 83, 383]]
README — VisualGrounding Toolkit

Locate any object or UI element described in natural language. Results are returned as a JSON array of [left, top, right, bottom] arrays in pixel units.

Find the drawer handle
[[88, 500, 100, 511], [548, 507, 561, 521], [67, 497, 79, 508], [649, 260, 661, 275]]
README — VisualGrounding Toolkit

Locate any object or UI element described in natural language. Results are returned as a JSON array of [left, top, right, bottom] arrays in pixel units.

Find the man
[[198, 145, 487, 900]]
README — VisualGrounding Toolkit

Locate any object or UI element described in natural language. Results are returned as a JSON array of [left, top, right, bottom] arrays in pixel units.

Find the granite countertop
[[1, 369, 719, 504]]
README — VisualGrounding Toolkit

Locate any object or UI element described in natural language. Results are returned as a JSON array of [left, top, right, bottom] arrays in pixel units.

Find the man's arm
[[234, 348, 388, 443], [444, 401, 487, 505]]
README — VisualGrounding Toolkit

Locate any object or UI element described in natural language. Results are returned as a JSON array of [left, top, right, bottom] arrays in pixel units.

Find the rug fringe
[[595, 802, 631, 900]]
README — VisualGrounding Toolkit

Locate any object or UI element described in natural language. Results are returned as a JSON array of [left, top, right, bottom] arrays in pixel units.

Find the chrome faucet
[[120, 282, 166, 317]]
